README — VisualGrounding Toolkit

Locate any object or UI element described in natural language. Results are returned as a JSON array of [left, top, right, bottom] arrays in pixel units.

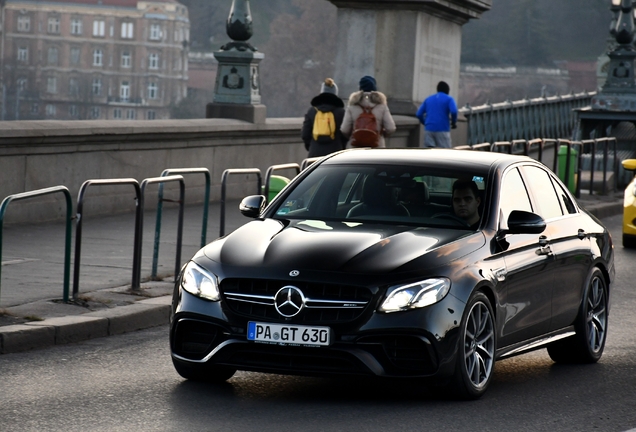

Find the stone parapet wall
[[0, 116, 420, 224]]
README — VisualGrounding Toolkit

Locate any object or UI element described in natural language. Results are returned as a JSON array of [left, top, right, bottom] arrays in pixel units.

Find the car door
[[496, 166, 555, 347], [520, 165, 591, 331]]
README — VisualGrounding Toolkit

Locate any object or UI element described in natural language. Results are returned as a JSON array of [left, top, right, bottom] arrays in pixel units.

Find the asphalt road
[[1, 214, 635, 432]]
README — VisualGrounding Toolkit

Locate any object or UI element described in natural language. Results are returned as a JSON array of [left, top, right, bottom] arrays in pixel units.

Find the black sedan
[[170, 148, 614, 399]]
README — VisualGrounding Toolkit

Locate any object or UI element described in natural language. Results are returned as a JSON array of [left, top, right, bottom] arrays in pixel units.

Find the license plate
[[247, 322, 331, 346]]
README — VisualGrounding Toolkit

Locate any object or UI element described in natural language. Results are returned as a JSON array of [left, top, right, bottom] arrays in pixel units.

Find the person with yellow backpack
[[301, 78, 346, 158]]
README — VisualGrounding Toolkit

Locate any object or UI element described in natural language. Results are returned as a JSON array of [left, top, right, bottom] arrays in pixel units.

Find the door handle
[[577, 229, 587, 240], [536, 235, 552, 256]]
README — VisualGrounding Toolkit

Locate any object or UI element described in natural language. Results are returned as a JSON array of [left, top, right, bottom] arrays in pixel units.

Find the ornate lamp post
[[592, 0, 636, 110], [207, 0, 266, 123]]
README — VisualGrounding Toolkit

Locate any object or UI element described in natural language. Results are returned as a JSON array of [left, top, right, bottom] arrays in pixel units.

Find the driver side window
[[499, 168, 533, 226]]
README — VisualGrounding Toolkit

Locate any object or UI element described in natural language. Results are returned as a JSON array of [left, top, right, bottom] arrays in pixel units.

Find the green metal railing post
[[151, 168, 210, 280], [133, 175, 185, 290], [0, 186, 73, 303]]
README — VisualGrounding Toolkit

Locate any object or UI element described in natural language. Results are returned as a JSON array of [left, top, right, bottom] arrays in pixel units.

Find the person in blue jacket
[[416, 81, 458, 148]]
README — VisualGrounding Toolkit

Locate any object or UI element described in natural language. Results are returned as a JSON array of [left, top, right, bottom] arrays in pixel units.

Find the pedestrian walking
[[301, 78, 346, 158], [416, 81, 458, 148], [341, 75, 396, 149]]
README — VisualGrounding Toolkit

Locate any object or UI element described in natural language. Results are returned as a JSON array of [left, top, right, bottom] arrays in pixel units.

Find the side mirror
[[505, 210, 546, 235], [239, 195, 267, 218]]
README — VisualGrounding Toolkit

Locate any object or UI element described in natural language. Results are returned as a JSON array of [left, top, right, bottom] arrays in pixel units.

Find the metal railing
[[460, 91, 595, 145], [457, 137, 618, 198], [0, 186, 73, 303], [133, 176, 185, 290], [151, 168, 210, 280], [219, 168, 262, 237], [73, 179, 141, 300]]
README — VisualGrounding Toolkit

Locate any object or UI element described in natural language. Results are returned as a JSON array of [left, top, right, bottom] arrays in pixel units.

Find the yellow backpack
[[312, 108, 336, 142]]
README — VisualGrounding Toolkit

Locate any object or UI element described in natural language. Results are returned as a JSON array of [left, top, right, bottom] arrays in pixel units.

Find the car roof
[[320, 148, 534, 171]]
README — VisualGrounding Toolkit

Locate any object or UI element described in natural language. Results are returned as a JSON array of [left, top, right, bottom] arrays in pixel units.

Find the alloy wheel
[[586, 275, 607, 354], [463, 301, 495, 389]]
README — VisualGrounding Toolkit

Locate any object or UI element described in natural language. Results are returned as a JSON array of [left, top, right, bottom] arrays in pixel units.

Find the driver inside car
[[452, 179, 481, 229]]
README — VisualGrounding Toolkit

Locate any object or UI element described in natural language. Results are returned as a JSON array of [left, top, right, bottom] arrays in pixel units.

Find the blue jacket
[[416, 92, 458, 132]]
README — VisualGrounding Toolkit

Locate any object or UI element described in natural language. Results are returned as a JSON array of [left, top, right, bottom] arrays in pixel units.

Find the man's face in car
[[452, 188, 480, 226]]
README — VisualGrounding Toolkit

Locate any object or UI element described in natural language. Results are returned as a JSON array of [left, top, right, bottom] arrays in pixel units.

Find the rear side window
[[499, 168, 532, 223], [521, 165, 564, 220]]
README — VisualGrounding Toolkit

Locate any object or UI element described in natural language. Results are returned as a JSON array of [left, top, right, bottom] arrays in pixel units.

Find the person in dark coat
[[301, 78, 346, 158]]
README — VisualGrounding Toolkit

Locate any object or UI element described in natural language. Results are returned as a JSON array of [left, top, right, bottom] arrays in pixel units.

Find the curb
[[0, 296, 171, 354]]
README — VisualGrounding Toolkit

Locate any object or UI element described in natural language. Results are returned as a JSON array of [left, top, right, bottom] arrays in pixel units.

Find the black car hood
[[203, 219, 485, 274]]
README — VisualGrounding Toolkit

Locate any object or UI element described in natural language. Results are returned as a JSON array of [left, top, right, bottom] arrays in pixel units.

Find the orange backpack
[[351, 107, 379, 148]]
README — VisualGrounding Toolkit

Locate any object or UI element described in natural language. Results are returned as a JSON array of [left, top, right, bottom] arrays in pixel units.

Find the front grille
[[220, 278, 373, 323]]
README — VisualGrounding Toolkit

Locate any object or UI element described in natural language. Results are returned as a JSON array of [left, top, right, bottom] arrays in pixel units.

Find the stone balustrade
[[0, 116, 420, 224]]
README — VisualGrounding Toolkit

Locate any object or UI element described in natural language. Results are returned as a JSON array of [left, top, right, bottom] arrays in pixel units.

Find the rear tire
[[547, 267, 608, 364], [447, 291, 496, 400], [172, 358, 236, 383]]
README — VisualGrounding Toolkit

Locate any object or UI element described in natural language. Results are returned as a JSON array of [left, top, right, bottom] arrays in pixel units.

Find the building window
[[148, 53, 159, 70], [147, 110, 156, 120], [45, 104, 56, 117], [174, 58, 182, 71], [47, 17, 60, 34], [47, 77, 57, 94], [17, 78, 28, 91], [126, 109, 136, 120], [93, 49, 103, 66], [90, 107, 101, 119], [17, 16, 31, 32], [121, 51, 132, 68], [71, 19, 83, 35], [31, 103, 39, 114], [69, 105, 79, 117], [113, 108, 122, 119], [92, 78, 102, 95], [47, 47, 58, 65], [120, 81, 130, 101], [147, 82, 158, 99], [70, 48, 81, 65], [150, 24, 162, 40], [17, 47, 28, 62], [93, 20, 105, 37], [121, 22, 134, 39], [69, 78, 79, 96]]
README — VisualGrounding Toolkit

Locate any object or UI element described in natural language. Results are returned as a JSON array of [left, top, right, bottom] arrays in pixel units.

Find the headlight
[[378, 278, 451, 313], [181, 262, 220, 301]]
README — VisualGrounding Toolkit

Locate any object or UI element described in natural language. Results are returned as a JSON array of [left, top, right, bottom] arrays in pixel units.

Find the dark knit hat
[[437, 81, 450, 94], [359, 75, 377, 92], [320, 78, 338, 96]]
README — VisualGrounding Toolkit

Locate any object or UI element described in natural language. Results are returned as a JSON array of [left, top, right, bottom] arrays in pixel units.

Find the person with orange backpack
[[341, 75, 396, 149], [301, 78, 347, 158]]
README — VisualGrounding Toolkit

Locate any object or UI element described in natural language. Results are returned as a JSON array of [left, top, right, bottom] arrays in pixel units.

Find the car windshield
[[273, 164, 488, 229]]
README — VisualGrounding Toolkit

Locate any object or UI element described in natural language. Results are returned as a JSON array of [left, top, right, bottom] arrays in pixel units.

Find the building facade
[[0, 0, 190, 121]]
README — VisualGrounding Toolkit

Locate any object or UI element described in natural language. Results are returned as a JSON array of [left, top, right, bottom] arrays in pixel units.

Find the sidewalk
[[0, 194, 624, 354]]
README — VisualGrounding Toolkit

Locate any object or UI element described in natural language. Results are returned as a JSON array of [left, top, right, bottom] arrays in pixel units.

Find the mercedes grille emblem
[[289, 270, 300, 277], [274, 286, 305, 318]]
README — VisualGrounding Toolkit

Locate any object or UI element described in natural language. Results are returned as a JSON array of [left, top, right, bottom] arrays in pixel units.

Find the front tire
[[172, 358, 236, 383], [623, 233, 636, 249], [547, 267, 608, 364], [448, 291, 496, 400]]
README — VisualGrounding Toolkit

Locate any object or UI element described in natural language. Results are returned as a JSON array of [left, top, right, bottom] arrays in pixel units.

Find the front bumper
[[170, 289, 464, 379]]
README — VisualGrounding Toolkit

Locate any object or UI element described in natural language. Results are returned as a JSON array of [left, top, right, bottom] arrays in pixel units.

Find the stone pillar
[[206, 0, 266, 123], [327, 0, 491, 116]]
